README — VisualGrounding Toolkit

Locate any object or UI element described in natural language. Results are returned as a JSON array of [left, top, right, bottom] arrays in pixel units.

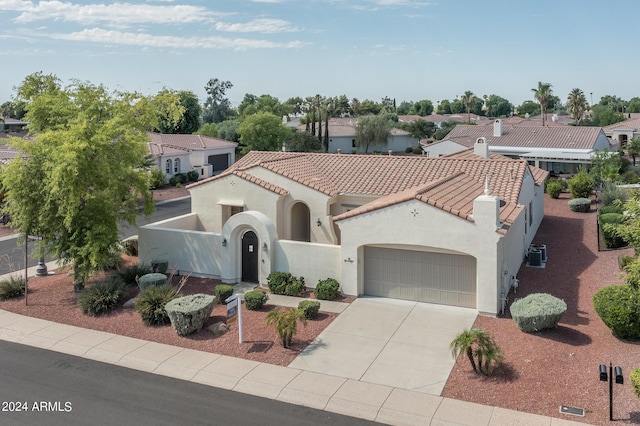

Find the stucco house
[[146, 133, 237, 181], [426, 119, 615, 175], [139, 142, 548, 317], [296, 117, 419, 153], [602, 115, 640, 148]]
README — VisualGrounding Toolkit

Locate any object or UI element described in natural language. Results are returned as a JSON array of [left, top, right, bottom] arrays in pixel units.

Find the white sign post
[[225, 294, 243, 344]]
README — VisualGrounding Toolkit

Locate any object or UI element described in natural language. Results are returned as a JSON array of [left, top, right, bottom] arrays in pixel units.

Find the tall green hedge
[[593, 284, 640, 340]]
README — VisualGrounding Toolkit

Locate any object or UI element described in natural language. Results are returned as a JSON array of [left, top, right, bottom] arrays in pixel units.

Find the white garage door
[[364, 246, 476, 308]]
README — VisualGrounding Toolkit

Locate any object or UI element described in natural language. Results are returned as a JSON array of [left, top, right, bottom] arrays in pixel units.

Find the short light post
[[599, 362, 623, 421]]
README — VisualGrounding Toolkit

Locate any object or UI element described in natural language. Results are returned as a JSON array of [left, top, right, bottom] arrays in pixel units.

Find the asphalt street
[[0, 340, 376, 426], [0, 197, 191, 276]]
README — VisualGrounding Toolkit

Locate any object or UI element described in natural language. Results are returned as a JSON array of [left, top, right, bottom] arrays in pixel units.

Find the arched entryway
[[291, 202, 311, 242], [241, 230, 259, 283]]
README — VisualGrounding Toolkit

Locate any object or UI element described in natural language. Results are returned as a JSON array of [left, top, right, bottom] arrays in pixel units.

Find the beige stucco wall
[[422, 140, 466, 158], [336, 199, 509, 316], [274, 241, 342, 289]]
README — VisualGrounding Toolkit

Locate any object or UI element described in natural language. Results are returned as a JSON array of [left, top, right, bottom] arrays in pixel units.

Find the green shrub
[[244, 290, 269, 310], [405, 146, 413, 153], [546, 178, 568, 192], [77, 277, 126, 316], [0, 276, 25, 300], [149, 168, 166, 189], [620, 170, 640, 184], [599, 205, 623, 215], [600, 213, 626, 249], [135, 284, 182, 326], [186, 170, 200, 182], [619, 253, 635, 271], [215, 284, 234, 304], [169, 176, 179, 186], [545, 181, 564, 199], [510, 293, 567, 333], [600, 213, 625, 224], [599, 181, 628, 207], [412, 147, 423, 154], [568, 169, 595, 198], [631, 368, 640, 398], [175, 173, 188, 184], [593, 284, 640, 340], [314, 278, 340, 300], [117, 264, 153, 287], [137, 273, 167, 291], [267, 272, 306, 296], [568, 198, 591, 212], [298, 300, 321, 320], [164, 294, 215, 336]]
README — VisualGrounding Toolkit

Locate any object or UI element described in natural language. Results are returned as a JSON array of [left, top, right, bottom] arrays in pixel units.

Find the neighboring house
[[603, 116, 640, 148], [146, 133, 237, 181], [139, 145, 548, 316], [429, 119, 615, 175], [399, 113, 488, 128], [296, 117, 418, 153], [1, 117, 29, 133]]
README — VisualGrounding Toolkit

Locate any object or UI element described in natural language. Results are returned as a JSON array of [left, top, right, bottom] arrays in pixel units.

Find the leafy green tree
[[450, 328, 503, 376], [586, 104, 625, 126], [450, 98, 464, 114], [0, 100, 27, 119], [629, 137, 640, 166], [202, 78, 235, 124], [237, 112, 291, 154], [435, 121, 457, 140], [355, 114, 391, 153], [156, 89, 200, 134], [195, 123, 219, 138], [567, 88, 588, 125], [627, 97, 640, 114], [461, 91, 475, 123], [437, 99, 452, 114], [532, 81, 553, 126], [358, 99, 382, 115], [286, 130, 323, 152], [400, 119, 437, 140], [396, 101, 413, 115], [517, 100, 539, 117], [615, 191, 640, 256], [485, 94, 513, 117], [217, 119, 240, 142], [409, 99, 434, 116], [4, 74, 157, 292]]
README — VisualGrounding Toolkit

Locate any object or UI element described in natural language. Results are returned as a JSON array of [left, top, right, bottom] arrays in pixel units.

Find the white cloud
[[215, 18, 298, 33], [50, 27, 307, 50], [3, 1, 223, 25]]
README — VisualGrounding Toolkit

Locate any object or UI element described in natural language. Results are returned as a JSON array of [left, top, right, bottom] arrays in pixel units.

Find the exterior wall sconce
[[316, 218, 321, 227], [262, 242, 268, 251], [222, 238, 227, 247]]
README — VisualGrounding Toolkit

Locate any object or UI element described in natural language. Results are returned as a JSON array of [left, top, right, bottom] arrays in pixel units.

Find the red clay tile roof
[[603, 117, 640, 131], [446, 124, 605, 150], [147, 132, 237, 150], [145, 142, 190, 156], [192, 151, 533, 205]]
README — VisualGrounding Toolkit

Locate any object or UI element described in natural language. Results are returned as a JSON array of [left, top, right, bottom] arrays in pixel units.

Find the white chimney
[[474, 137, 490, 158], [472, 177, 501, 231], [493, 119, 503, 137]]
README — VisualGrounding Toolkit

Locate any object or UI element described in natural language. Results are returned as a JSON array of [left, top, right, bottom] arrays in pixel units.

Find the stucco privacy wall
[[139, 214, 222, 278], [336, 199, 508, 316], [274, 241, 342, 288]]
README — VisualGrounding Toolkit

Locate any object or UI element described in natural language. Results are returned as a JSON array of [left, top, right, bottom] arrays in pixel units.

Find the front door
[[241, 231, 259, 283]]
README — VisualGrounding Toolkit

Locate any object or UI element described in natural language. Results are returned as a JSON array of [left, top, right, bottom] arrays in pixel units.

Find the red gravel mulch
[[0, 260, 339, 367], [442, 194, 640, 425]]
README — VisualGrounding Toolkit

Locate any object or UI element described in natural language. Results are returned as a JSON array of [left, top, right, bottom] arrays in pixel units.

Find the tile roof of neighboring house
[[476, 115, 573, 127], [228, 171, 289, 196], [442, 147, 512, 161], [0, 148, 21, 165], [297, 117, 410, 138], [603, 117, 640, 131], [147, 133, 237, 150], [145, 142, 190, 156], [399, 114, 488, 124], [446, 124, 605, 150], [333, 172, 524, 232]]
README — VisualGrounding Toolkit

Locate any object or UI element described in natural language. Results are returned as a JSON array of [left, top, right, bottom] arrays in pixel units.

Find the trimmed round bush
[[510, 293, 567, 333], [314, 278, 340, 300], [215, 284, 234, 304], [135, 284, 181, 326], [77, 277, 126, 316], [567, 170, 594, 198], [546, 181, 563, 199], [405, 146, 413, 153], [298, 300, 320, 320], [244, 290, 269, 310], [593, 284, 640, 340], [412, 147, 423, 154], [568, 198, 591, 212], [138, 273, 167, 291], [165, 294, 215, 336], [267, 272, 305, 296]]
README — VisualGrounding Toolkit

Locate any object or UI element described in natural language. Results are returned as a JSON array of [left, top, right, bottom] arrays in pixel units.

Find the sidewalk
[[0, 270, 587, 425]]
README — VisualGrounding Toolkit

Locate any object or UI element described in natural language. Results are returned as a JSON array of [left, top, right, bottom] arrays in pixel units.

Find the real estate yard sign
[[225, 294, 243, 343]]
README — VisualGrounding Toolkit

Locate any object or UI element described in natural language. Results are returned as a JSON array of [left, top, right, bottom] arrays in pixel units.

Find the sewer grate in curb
[[560, 405, 585, 417]]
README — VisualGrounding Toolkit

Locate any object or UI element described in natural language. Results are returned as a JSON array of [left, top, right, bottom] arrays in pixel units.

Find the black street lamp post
[[599, 362, 623, 421]]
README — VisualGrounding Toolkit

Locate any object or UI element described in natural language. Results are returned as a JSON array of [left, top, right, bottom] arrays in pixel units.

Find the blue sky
[[1, 0, 637, 109]]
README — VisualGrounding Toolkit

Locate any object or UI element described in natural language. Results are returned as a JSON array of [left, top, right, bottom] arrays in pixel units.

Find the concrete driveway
[[288, 297, 477, 395]]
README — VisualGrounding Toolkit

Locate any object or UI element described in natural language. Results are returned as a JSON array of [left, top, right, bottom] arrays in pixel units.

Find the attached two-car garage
[[363, 246, 477, 308]]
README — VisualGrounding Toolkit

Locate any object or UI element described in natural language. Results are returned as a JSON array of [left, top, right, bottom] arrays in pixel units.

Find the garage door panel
[[364, 246, 476, 308]]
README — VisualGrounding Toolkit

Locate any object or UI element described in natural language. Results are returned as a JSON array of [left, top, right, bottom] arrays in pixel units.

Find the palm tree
[[628, 137, 640, 166], [461, 91, 475, 123], [532, 82, 553, 126], [450, 328, 503, 375], [567, 88, 588, 125], [266, 307, 307, 348]]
